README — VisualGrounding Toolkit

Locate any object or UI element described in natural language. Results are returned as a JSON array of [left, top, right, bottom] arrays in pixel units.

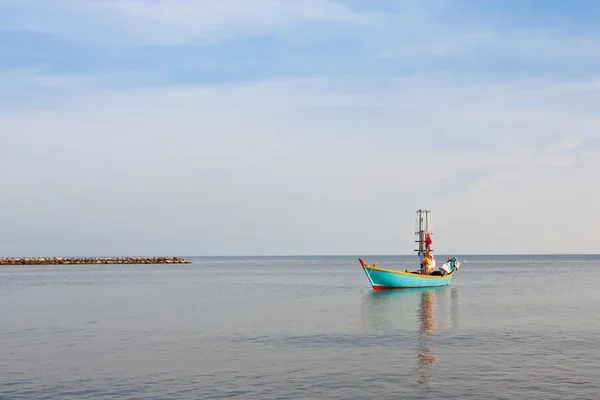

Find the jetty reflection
[[360, 287, 459, 388]]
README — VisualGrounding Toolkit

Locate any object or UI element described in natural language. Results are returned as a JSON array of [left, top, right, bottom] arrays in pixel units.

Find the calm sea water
[[2, 255, 600, 399]]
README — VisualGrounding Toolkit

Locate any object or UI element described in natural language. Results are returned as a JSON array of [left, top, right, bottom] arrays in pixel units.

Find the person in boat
[[419, 232, 435, 274], [421, 250, 436, 274], [439, 261, 451, 276], [438, 257, 460, 275]]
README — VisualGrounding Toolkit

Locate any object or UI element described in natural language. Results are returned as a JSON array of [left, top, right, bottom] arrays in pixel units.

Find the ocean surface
[[2, 254, 600, 399]]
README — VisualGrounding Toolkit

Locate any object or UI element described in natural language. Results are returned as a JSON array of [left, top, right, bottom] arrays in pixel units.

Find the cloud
[[3, 0, 597, 62], [0, 0, 367, 46], [2, 1, 600, 255], [1, 68, 600, 255]]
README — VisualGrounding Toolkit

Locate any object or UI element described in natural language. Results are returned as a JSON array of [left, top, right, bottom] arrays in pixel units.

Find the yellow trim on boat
[[362, 264, 454, 278]]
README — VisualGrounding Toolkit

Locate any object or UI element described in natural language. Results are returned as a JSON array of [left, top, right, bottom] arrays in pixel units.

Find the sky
[[1, 0, 600, 256]]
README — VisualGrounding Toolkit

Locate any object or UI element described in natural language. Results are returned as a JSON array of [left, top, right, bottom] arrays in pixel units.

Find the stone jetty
[[0, 256, 192, 265]]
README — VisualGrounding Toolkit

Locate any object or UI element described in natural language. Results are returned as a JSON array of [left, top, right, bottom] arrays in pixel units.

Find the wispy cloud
[[0, 0, 367, 45], [2, 67, 600, 254], [1, 0, 600, 255]]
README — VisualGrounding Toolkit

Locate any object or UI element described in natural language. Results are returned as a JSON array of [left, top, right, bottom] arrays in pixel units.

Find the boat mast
[[415, 209, 422, 255], [415, 209, 432, 255]]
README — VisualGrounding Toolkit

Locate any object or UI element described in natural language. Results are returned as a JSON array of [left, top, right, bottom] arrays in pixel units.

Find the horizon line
[[2, 253, 599, 258], [181, 253, 600, 257]]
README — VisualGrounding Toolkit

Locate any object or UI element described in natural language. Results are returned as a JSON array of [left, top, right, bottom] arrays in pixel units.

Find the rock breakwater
[[0, 256, 192, 265]]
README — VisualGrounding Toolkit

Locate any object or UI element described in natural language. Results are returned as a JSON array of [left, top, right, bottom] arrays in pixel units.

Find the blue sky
[[1, 0, 600, 256]]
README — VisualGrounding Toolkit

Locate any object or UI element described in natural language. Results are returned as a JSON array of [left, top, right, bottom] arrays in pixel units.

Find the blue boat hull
[[359, 259, 454, 290]]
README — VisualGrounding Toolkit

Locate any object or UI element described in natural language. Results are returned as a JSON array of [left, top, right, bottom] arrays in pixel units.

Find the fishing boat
[[359, 209, 461, 290]]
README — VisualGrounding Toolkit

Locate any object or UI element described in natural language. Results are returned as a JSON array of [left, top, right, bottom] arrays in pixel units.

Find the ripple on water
[[3, 256, 600, 399]]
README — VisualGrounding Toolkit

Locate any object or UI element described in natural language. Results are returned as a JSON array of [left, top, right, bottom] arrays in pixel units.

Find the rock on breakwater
[[0, 256, 192, 265]]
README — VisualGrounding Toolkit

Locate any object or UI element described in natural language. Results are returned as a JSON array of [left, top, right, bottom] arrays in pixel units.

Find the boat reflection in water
[[417, 289, 437, 387], [360, 286, 459, 388]]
